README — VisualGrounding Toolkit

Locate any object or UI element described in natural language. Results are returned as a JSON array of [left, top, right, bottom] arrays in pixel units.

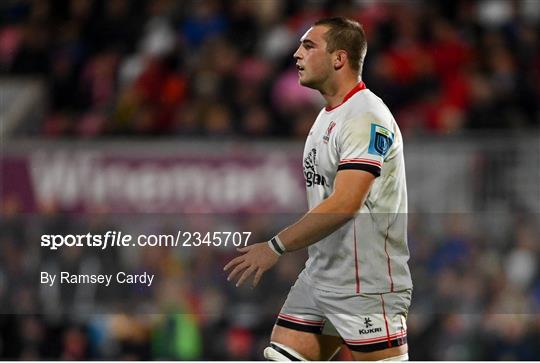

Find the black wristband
[[268, 236, 285, 256]]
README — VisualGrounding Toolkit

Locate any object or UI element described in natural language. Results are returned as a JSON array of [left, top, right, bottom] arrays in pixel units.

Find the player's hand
[[224, 242, 280, 288]]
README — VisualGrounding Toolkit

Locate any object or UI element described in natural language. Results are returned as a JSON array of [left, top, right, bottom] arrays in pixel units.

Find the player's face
[[293, 25, 334, 89]]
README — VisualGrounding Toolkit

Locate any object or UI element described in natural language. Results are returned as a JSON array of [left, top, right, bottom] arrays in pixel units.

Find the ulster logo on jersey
[[304, 148, 327, 187], [322, 121, 336, 144], [368, 124, 394, 157]]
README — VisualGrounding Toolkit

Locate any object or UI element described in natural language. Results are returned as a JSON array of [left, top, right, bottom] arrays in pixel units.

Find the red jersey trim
[[339, 158, 382, 167], [353, 218, 360, 294], [277, 314, 325, 326], [344, 331, 407, 345], [380, 294, 392, 348], [384, 216, 394, 292], [325, 81, 367, 112]]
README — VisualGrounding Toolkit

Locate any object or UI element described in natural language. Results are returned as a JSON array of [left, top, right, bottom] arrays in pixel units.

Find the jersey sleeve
[[337, 114, 395, 177]]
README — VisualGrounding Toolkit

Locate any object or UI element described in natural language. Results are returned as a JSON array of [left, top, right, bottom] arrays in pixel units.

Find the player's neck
[[320, 76, 361, 109]]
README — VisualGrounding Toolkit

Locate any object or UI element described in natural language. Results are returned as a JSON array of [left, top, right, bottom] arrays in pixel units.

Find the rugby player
[[225, 17, 412, 361]]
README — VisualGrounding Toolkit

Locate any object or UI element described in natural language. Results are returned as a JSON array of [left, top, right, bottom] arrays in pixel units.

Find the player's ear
[[333, 50, 347, 70]]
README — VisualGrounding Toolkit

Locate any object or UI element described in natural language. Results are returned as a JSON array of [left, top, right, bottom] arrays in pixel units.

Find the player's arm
[[277, 169, 374, 251], [224, 169, 375, 287]]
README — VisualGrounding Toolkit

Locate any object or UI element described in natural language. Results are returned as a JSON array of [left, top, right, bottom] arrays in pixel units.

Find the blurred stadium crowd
[[1, 0, 539, 137], [1, 0, 540, 361]]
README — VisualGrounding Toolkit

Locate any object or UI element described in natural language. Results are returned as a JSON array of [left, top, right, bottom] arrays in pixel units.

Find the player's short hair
[[314, 17, 367, 74]]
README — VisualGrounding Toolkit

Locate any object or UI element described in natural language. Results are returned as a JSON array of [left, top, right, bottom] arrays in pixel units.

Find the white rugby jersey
[[299, 82, 412, 294]]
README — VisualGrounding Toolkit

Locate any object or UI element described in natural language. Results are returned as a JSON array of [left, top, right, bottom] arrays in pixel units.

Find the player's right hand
[[223, 242, 279, 288]]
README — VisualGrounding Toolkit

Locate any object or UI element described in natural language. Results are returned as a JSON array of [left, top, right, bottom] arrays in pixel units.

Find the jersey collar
[[324, 81, 367, 112]]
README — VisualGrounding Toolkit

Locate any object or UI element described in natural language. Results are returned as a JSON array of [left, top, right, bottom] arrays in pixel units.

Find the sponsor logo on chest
[[303, 148, 327, 187]]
